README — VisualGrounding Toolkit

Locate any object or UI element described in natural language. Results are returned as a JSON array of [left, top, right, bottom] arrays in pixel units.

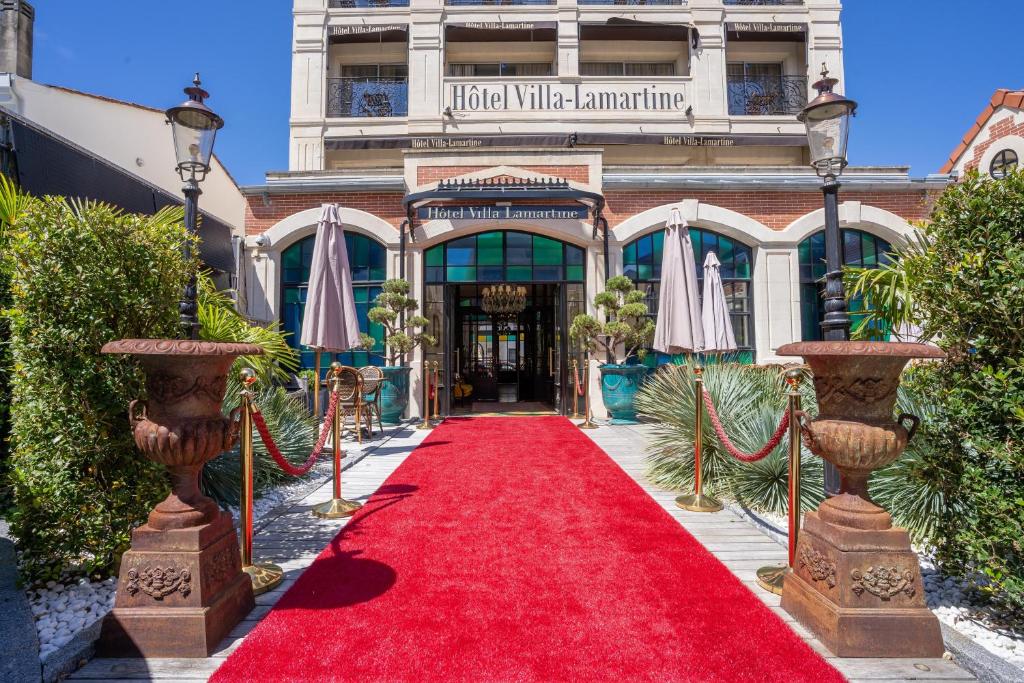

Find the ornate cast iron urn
[[777, 341, 945, 658], [97, 340, 262, 657]]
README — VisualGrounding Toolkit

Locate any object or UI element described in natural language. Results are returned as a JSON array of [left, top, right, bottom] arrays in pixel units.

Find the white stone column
[[755, 244, 802, 364], [290, 2, 328, 170], [408, 1, 443, 135], [805, 0, 845, 93], [689, 3, 728, 130], [556, 0, 580, 79]]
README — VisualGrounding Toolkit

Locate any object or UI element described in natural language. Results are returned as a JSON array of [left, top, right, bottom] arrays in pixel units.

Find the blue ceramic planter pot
[[599, 364, 648, 425], [379, 366, 412, 425]]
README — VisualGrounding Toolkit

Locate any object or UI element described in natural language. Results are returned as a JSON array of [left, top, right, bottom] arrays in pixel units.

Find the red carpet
[[213, 417, 842, 683]]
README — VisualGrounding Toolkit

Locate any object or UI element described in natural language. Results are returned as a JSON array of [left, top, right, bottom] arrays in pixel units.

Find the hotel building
[[242, 0, 950, 419]]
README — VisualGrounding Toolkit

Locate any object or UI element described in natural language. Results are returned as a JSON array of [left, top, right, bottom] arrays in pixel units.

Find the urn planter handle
[[129, 400, 148, 428], [897, 413, 921, 443], [793, 410, 816, 451]]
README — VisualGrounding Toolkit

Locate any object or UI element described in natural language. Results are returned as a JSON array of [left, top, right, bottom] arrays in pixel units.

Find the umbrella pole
[[313, 350, 322, 419], [675, 365, 722, 513]]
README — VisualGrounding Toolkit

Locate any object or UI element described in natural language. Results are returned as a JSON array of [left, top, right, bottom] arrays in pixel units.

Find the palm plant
[[844, 229, 932, 342]]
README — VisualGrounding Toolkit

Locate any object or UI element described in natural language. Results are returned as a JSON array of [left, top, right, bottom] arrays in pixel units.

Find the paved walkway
[[71, 420, 974, 682]]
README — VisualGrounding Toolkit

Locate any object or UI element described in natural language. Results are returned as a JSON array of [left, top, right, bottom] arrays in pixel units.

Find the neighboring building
[[243, 0, 951, 418], [0, 0, 244, 277], [940, 88, 1024, 181]]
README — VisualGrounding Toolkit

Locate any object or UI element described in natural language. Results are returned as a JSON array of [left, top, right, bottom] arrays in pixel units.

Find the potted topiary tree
[[367, 279, 436, 424], [570, 275, 655, 424]]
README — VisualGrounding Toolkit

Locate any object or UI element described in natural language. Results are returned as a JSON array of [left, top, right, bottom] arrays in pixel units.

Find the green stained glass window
[[798, 229, 892, 341], [624, 227, 755, 363], [281, 233, 387, 372], [426, 230, 585, 284]]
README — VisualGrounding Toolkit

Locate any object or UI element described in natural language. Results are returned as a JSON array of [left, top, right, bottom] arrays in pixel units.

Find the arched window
[[623, 227, 755, 364], [798, 229, 892, 341], [280, 232, 387, 371]]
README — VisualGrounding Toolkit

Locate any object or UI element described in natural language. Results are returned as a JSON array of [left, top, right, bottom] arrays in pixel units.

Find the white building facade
[[243, 0, 949, 419]]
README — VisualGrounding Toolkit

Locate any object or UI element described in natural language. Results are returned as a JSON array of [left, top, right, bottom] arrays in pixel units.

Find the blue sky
[[31, 1, 1024, 185]]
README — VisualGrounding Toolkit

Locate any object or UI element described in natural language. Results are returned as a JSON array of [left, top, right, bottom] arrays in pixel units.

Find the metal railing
[[326, 78, 409, 118], [723, 0, 801, 5], [727, 75, 807, 116], [445, 0, 555, 5], [579, 0, 683, 4], [329, 0, 410, 6]]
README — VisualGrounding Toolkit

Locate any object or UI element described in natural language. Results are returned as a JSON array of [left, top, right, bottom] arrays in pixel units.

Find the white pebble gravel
[[24, 432, 369, 662]]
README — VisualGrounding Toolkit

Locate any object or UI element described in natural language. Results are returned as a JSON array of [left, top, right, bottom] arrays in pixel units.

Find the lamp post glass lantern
[[799, 64, 857, 495], [166, 73, 224, 339]]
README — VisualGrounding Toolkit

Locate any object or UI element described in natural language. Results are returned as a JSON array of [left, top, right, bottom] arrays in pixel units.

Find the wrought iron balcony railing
[[329, 0, 410, 6], [723, 0, 802, 5], [445, 0, 555, 5], [326, 78, 409, 118], [578, 0, 683, 5], [727, 75, 806, 116]]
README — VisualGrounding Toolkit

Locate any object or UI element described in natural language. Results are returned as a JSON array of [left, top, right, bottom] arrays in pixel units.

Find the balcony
[[329, 0, 410, 6], [723, 0, 802, 5], [579, 0, 683, 5], [445, 0, 555, 5], [326, 78, 408, 118], [727, 75, 806, 116]]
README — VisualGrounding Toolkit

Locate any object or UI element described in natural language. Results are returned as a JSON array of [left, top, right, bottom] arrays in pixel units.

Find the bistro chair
[[358, 366, 385, 437], [331, 365, 365, 445]]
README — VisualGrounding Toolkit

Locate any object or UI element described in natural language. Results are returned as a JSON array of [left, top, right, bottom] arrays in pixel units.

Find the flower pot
[[379, 365, 412, 425], [599, 364, 647, 425]]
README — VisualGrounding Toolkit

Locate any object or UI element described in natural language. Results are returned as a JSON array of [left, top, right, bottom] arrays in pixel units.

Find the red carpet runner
[[213, 417, 842, 683]]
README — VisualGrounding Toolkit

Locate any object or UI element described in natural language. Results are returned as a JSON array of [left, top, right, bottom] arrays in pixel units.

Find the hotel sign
[[329, 24, 406, 37], [328, 132, 808, 150], [417, 205, 589, 221], [447, 82, 687, 113], [726, 22, 806, 34]]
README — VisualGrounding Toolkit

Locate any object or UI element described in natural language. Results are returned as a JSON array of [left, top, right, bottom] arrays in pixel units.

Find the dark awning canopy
[[445, 22, 557, 42], [580, 18, 698, 49], [328, 24, 409, 44]]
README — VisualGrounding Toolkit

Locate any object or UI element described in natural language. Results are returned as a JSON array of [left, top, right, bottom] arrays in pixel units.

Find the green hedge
[[913, 170, 1024, 615], [6, 198, 193, 581]]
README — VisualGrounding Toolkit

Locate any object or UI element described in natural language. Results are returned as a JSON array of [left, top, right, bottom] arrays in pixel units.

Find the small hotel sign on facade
[[448, 83, 687, 113], [417, 205, 589, 221]]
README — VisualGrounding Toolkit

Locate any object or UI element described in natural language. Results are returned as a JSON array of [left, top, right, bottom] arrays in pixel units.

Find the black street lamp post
[[165, 74, 224, 340], [798, 65, 857, 495]]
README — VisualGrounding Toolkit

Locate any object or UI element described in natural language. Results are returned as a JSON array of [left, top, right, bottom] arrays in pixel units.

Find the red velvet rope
[[573, 363, 585, 397], [701, 388, 789, 463], [251, 390, 338, 476]]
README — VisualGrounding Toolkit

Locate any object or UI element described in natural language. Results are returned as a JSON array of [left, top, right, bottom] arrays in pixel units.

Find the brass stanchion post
[[676, 366, 723, 512], [578, 354, 598, 430], [757, 369, 803, 594], [238, 369, 284, 595], [313, 363, 363, 519], [417, 360, 433, 431], [432, 360, 440, 421]]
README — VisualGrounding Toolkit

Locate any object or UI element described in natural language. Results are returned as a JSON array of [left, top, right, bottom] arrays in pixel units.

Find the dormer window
[[990, 149, 1019, 179]]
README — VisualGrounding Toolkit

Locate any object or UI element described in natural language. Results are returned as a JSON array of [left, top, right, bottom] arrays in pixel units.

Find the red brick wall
[[245, 192, 406, 235], [604, 190, 937, 231], [416, 165, 590, 186], [966, 114, 1024, 172], [245, 188, 937, 236]]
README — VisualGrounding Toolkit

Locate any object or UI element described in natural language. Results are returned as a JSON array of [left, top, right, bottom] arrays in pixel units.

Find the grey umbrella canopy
[[300, 204, 362, 353], [653, 206, 705, 355], [701, 251, 738, 354]]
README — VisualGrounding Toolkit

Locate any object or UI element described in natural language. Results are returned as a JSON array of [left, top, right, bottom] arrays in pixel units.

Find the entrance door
[[449, 283, 568, 413]]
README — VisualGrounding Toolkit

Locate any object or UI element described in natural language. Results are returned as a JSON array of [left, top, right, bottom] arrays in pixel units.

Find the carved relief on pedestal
[[125, 565, 193, 600], [850, 566, 916, 601], [798, 543, 837, 589]]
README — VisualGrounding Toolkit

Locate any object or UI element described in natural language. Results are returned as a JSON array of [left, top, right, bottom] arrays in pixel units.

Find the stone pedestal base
[[98, 512, 254, 658], [781, 511, 944, 658]]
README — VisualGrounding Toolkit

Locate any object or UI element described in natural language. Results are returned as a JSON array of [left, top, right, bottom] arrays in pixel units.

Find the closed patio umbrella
[[701, 251, 738, 355], [301, 204, 363, 417], [653, 207, 705, 355]]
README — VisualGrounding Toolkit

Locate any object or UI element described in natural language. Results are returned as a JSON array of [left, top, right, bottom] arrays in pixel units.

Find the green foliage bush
[[6, 198, 193, 581], [368, 279, 433, 365], [570, 275, 654, 365], [909, 170, 1024, 615]]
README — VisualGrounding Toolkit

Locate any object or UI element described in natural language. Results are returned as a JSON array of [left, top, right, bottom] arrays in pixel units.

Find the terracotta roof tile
[[940, 88, 1024, 173]]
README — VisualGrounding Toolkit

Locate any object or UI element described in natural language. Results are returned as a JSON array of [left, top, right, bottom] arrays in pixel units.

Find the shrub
[[908, 170, 1024, 614], [6, 198, 193, 581], [570, 276, 654, 365]]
